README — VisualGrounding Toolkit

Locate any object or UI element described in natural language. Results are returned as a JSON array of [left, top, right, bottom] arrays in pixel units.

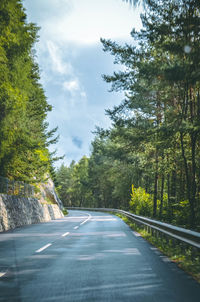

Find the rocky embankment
[[0, 178, 64, 232]]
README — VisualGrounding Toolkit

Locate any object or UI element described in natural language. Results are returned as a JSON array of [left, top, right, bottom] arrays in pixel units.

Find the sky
[[22, 0, 142, 167]]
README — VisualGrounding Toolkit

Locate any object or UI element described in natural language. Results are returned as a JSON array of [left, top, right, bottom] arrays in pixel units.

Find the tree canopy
[[0, 0, 59, 183]]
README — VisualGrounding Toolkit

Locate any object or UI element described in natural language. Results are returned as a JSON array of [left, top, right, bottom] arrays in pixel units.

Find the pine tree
[[0, 0, 59, 182]]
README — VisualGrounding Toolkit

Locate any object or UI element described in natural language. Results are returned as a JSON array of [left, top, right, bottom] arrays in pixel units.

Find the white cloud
[[31, 0, 142, 46], [63, 79, 79, 92], [64, 0, 141, 45], [63, 79, 87, 99], [47, 40, 72, 74]]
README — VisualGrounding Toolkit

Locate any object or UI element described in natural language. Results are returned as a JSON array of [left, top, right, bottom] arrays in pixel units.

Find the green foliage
[[171, 200, 191, 227], [56, 157, 95, 207], [62, 208, 68, 216], [99, 0, 200, 228], [130, 185, 153, 216], [0, 0, 59, 182]]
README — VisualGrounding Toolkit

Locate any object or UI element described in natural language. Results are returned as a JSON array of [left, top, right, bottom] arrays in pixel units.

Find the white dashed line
[[74, 226, 79, 230], [0, 272, 6, 278], [80, 213, 92, 225], [36, 243, 52, 253], [62, 232, 70, 237]]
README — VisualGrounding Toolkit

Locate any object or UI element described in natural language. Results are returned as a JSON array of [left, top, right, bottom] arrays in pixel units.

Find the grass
[[62, 208, 68, 216], [115, 213, 200, 283]]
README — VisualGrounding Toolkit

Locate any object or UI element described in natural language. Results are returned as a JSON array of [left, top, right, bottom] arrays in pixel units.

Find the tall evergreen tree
[[100, 0, 200, 226], [0, 0, 58, 182]]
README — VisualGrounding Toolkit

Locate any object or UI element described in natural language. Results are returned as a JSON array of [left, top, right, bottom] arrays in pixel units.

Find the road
[[0, 210, 200, 302]]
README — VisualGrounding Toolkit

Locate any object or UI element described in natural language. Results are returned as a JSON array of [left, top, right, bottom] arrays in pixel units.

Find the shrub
[[129, 185, 153, 216]]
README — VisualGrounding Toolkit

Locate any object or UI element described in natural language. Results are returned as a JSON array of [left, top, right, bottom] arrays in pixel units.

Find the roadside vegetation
[[0, 0, 60, 184], [62, 208, 68, 216]]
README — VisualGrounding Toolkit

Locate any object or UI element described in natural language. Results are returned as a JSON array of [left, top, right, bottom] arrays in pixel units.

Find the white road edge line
[[36, 243, 52, 253], [0, 272, 6, 278], [62, 232, 70, 237], [132, 231, 141, 237], [80, 213, 92, 225]]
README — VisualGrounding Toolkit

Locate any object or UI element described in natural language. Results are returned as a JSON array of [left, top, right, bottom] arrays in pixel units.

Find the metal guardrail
[[0, 176, 34, 197], [67, 207, 200, 250]]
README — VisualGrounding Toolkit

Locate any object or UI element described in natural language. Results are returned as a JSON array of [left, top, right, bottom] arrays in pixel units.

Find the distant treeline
[[0, 0, 59, 183], [56, 0, 200, 230]]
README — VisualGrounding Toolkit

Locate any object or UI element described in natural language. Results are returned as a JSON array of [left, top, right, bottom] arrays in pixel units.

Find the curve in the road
[[0, 210, 200, 302]]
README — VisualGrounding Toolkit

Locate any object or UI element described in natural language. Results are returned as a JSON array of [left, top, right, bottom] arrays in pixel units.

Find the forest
[[56, 0, 200, 231], [0, 0, 59, 183]]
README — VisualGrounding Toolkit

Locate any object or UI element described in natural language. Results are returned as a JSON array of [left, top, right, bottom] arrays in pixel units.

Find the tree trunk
[[180, 132, 196, 227], [169, 169, 176, 219], [153, 150, 158, 217], [190, 132, 197, 227], [167, 173, 172, 221], [159, 174, 165, 219]]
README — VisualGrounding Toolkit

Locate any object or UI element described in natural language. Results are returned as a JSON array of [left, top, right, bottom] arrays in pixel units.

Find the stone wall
[[0, 194, 64, 232]]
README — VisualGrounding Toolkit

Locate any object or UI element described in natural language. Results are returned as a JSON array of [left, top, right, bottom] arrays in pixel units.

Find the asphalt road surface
[[0, 210, 200, 302]]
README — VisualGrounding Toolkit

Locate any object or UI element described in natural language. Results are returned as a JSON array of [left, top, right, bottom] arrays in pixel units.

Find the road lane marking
[[65, 216, 89, 219], [90, 218, 117, 221], [160, 255, 171, 262], [62, 232, 70, 237], [74, 226, 79, 230], [80, 213, 92, 225], [104, 248, 141, 255], [0, 272, 6, 278], [36, 243, 52, 253], [133, 231, 141, 237]]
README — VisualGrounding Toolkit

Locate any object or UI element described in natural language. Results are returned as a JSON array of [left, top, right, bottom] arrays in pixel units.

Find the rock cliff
[[0, 194, 64, 232], [38, 178, 63, 209]]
